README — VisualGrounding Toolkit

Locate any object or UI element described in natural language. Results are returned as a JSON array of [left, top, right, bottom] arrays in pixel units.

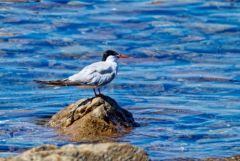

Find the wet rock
[[67, 1, 85, 6], [48, 95, 139, 141], [204, 155, 240, 161], [151, 0, 161, 5], [0, 143, 149, 161], [170, 155, 240, 161]]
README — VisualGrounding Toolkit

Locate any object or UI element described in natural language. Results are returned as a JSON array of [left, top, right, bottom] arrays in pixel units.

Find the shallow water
[[0, 0, 240, 160]]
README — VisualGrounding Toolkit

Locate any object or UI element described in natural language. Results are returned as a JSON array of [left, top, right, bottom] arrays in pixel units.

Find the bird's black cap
[[102, 50, 119, 61]]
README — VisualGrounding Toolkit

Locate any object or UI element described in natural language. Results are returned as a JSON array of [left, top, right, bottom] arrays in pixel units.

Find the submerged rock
[[0, 143, 149, 161], [48, 95, 139, 141], [164, 155, 240, 161], [204, 155, 240, 161]]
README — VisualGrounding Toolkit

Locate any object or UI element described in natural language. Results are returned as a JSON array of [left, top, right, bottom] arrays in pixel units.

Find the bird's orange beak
[[118, 54, 129, 58]]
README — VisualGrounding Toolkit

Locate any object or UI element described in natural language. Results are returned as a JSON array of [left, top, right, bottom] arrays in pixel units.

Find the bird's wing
[[68, 61, 116, 86]]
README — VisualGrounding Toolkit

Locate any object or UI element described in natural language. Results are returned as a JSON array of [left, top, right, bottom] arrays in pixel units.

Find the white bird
[[34, 50, 129, 96]]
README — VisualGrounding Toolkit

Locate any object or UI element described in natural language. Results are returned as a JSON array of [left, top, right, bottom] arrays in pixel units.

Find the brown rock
[[170, 155, 240, 161], [48, 95, 139, 141], [0, 143, 149, 161], [204, 155, 240, 161]]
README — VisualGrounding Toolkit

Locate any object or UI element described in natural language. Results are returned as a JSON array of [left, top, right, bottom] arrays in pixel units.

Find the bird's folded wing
[[68, 62, 116, 86]]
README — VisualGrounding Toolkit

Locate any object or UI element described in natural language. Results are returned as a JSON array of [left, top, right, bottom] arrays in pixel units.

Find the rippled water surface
[[1, 0, 240, 160]]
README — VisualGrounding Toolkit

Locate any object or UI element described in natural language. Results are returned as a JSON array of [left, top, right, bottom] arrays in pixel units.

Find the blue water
[[1, 0, 240, 160]]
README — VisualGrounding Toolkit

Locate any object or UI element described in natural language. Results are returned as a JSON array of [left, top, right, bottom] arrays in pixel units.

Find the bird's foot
[[96, 93, 105, 97]]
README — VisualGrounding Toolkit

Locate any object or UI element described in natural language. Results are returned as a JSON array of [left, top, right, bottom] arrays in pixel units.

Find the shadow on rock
[[48, 95, 139, 141]]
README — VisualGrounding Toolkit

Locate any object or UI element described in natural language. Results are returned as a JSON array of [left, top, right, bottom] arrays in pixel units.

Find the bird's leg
[[97, 88, 104, 97], [93, 88, 97, 96], [97, 88, 101, 95]]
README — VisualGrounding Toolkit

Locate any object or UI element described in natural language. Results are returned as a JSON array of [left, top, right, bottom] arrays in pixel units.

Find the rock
[[0, 143, 149, 161], [169, 155, 240, 161], [204, 155, 240, 161], [67, 1, 85, 6], [48, 95, 139, 141], [151, 1, 161, 5]]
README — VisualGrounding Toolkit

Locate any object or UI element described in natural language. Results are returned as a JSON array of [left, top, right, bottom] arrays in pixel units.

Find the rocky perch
[[48, 95, 139, 141], [0, 143, 149, 161]]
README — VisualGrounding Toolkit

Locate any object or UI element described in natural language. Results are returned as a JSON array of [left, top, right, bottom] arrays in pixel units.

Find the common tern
[[34, 50, 129, 96]]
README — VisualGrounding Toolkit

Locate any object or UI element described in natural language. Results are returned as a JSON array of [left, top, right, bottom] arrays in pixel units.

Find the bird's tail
[[34, 79, 92, 87], [33, 79, 70, 86]]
